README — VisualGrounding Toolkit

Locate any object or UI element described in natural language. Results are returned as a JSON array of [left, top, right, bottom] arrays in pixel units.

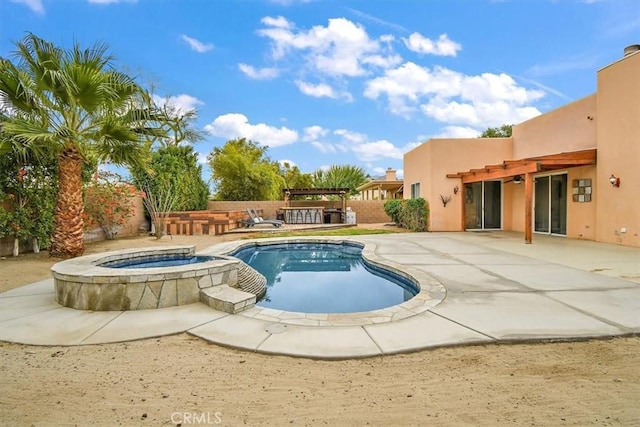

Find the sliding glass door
[[464, 181, 502, 230], [534, 174, 567, 235]]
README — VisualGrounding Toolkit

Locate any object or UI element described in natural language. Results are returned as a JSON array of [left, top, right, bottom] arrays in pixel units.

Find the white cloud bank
[[204, 113, 298, 147], [365, 62, 544, 126], [257, 16, 401, 79]]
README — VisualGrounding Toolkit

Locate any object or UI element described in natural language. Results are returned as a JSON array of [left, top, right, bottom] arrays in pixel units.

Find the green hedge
[[384, 198, 429, 232]]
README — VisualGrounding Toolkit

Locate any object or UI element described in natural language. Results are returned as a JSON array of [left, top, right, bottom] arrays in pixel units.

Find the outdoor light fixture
[[453, 185, 459, 194], [609, 174, 621, 187], [512, 175, 523, 184]]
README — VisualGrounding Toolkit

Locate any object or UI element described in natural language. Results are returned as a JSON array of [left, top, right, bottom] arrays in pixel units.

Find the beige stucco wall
[[404, 138, 512, 231], [503, 166, 597, 239], [595, 51, 640, 247], [402, 49, 638, 247], [512, 95, 597, 159]]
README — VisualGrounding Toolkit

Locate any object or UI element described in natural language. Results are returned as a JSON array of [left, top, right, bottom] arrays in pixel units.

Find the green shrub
[[383, 199, 403, 225], [402, 198, 429, 232]]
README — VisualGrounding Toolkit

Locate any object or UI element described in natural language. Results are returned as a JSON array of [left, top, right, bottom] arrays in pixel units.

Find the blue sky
[[2, 0, 639, 182]]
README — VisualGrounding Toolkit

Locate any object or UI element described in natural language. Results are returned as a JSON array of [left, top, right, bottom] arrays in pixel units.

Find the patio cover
[[356, 179, 403, 199], [282, 188, 350, 213], [446, 149, 597, 243]]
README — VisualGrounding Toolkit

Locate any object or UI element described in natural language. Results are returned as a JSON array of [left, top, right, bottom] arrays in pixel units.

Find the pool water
[[102, 255, 217, 269], [230, 242, 418, 313]]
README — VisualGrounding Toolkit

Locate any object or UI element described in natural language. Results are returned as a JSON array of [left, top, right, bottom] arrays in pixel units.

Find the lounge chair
[[240, 209, 284, 228]]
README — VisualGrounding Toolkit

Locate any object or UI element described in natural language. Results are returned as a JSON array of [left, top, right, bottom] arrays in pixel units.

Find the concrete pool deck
[[1, 232, 639, 359]]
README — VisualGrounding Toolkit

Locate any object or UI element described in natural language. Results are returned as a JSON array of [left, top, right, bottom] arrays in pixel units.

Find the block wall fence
[[0, 198, 391, 256]]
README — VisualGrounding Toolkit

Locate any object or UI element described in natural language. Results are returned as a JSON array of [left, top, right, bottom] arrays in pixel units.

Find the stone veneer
[[51, 246, 265, 312]]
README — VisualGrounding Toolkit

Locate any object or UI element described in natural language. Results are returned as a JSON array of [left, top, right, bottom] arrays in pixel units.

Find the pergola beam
[[447, 149, 597, 244]]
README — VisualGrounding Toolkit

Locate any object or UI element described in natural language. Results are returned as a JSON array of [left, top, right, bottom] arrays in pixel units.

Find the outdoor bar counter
[[281, 206, 324, 224]]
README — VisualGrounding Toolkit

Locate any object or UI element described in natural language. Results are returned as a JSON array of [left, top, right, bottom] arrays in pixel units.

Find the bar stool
[[313, 209, 321, 224], [295, 209, 303, 224], [304, 209, 312, 223]]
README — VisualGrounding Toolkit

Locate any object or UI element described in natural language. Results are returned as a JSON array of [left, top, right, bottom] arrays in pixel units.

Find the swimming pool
[[230, 242, 419, 313]]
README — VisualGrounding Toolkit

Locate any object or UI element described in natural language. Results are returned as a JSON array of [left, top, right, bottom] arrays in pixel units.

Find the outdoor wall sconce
[[609, 174, 621, 187], [512, 175, 523, 184], [453, 185, 459, 195]]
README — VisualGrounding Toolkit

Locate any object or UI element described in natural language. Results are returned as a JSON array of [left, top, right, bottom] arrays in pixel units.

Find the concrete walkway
[[1, 232, 638, 359]]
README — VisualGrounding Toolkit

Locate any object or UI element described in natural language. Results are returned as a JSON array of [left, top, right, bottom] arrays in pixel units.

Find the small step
[[200, 285, 256, 314]]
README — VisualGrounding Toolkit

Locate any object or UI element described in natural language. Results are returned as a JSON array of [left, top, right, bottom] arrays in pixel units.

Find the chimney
[[385, 167, 397, 181], [623, 44, 640, 57]]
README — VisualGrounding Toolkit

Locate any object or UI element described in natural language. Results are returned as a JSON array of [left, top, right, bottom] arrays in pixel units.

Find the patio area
[[1, 232, 638, 359]]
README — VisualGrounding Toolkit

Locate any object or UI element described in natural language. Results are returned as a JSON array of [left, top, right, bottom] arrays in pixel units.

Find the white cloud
[[334, 129, 367, 144], [258, 16, 399, 77], [333, 129, 414, 162], [295, 80, 337, 98], [181, 34, 214, 53], [278, 159, 297, 167], [196, 152, 209, 165], [260, 15, 294, 29], [238, 63, 280, 80], [204, 113, 298, 147], [403, 32, 462, 56], [10, 0, 44, 13], [434, 126, 481, 138], [152, 94, 204, 116], [303, 125, 329, 141], [351, 139, 405, 162], [365, 62, 544, 126], [311, 141, 337, 153]]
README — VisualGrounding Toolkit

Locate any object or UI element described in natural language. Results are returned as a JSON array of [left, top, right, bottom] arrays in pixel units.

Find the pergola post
[[460, 183, 466, 231], [524, 172, 533, 244]]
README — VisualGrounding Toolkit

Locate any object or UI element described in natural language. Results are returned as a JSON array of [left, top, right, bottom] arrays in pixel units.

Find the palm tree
[[312, 165, 369, 197], [0, 33, 163, 257]]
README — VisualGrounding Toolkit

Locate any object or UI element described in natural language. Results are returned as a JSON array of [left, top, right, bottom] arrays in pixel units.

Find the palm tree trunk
[[49, 148, 85, 258]]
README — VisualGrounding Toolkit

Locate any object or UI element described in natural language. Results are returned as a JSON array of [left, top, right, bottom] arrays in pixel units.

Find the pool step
[[200, 285, 256, 314]]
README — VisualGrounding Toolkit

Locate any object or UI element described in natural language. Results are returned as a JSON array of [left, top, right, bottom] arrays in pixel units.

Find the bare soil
[[1, 229, 639, 426]]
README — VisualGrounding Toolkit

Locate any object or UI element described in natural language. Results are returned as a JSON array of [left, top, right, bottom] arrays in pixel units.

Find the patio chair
[[240, 208, 283, 228]]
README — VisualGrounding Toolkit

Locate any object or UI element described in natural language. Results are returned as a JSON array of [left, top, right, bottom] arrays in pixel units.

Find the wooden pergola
[[283, 188, 349, 215], [446, 149, 597, 244]]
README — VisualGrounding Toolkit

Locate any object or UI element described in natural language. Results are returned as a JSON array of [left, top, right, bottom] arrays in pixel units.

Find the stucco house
[[403, 45, 639, 247], [357, 168, 403, 201]]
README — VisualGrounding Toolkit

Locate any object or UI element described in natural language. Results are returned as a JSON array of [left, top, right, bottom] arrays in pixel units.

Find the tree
[[208, 138, 284, 201], [480, 124, 513, 138], [131, 145, 209, 211], [0, 33, 163, 257], [312, 165, 369, 197], [280, 161, 313, 190], [130, 94, 209, 211], [0, 149, 57, 255]]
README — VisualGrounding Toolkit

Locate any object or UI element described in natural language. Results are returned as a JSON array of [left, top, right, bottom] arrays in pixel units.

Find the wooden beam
[[460, 162, 540, 183], [524, 172, 533, 244]]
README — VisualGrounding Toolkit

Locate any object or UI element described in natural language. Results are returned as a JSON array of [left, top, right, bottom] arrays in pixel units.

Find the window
[[410, 182, 420, 198]]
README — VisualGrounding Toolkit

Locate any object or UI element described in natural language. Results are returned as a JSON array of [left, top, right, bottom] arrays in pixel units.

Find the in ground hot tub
[[51, 246, 266, 312]]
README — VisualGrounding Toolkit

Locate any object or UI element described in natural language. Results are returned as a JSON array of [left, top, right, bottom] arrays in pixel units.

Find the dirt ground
[[1, 230, 639, 426]]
